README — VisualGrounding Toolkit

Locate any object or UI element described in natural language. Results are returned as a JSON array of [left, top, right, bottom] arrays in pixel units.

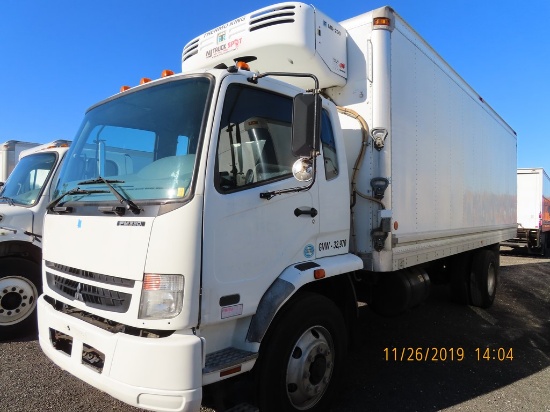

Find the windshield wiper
[[78, 176, 141, 215], [48, 187, 110, 211], [0, 196, 14, 206]]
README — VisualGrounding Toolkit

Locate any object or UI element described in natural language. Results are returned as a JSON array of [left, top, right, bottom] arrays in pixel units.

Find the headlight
[[138, 274, 184, 320]]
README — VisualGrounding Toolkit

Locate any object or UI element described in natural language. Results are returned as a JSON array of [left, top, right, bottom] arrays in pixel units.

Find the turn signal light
[[143, 274, 162, 290], [314, 269, 326, 280]]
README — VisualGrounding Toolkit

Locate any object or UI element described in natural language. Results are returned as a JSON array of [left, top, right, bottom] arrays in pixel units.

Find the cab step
[[204, 347, 258, 374]]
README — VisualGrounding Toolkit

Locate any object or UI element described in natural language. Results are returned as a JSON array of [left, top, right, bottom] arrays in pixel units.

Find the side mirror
[[291, 93, 321, 158]]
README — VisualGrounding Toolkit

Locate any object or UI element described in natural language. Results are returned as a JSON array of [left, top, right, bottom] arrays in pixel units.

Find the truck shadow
[[332, 260, 550, 411]]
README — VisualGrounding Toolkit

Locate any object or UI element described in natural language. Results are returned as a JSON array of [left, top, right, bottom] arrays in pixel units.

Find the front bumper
[[38, 295, 203, 412]]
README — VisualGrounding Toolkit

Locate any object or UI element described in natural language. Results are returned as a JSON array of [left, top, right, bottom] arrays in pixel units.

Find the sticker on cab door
[[304, 244, 315, 259], [221, 304, 243, 319]]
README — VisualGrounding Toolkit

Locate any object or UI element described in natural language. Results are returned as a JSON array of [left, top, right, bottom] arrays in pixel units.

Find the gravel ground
[[1, 247, 548, 412]]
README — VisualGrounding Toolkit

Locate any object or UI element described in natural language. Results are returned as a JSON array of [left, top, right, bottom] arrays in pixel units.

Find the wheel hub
[[286, 326, 334, 410], [0, 276, 38, 325]]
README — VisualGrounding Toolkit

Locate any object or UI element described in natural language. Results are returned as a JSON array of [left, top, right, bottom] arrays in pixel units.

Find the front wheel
[[255, 293, 347, 412], [0, 258, 41, 340]]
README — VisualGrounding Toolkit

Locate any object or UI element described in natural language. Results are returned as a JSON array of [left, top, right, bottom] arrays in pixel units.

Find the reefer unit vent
[[181, 2, 347, 89]]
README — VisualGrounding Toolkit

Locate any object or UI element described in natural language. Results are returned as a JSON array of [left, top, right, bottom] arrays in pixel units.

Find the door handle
[[294, 207, 318, 218]]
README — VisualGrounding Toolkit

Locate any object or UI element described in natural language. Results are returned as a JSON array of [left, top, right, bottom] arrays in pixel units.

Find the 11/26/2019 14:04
[[383, 347, 514, 362]]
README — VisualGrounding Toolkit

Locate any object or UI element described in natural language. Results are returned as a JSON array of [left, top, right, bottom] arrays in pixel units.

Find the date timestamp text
[[383, 347, 513, 362]]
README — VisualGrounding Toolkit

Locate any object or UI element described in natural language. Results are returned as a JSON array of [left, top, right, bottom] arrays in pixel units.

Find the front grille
[[45, 261, 134, 287], [46, 272, 132, 313]]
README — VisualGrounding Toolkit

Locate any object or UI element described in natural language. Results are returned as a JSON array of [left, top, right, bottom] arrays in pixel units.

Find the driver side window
[[216, 85, 295, 193]]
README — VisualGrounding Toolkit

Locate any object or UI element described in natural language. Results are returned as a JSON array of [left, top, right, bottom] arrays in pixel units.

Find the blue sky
[[1, 0, 548, 172]]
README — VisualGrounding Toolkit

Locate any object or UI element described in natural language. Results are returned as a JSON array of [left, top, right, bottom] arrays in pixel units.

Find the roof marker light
[[161, 69, 175, 77], [120, 85, 131, 92], [140, 77, 152, 85], [373, 17, 391, 26], [235, 61, 251, 71]]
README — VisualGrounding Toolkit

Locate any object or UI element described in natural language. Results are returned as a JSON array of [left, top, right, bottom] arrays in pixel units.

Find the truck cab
[[0, 141, 69, 339]]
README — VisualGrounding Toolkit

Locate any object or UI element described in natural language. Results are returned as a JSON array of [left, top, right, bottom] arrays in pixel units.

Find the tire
[[449, 252, 472, 305], [255, 292, 347, 412], [469, 250, 498, 308], [0, 258, 41, 340], [543, 233, 550, 257]]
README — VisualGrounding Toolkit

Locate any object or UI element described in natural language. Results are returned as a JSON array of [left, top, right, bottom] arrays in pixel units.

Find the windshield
[[0, 152, 57, 206], [53, 76, 212, 203]]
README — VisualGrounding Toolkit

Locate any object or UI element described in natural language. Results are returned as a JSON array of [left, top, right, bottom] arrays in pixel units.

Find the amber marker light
[[120, 85, 131, 92], [373, 17, 391, 26], [140, 77, 152, 85], [161, 69, 175, 77], [314, 269, 326, 280], [235, 61, 251, 71]]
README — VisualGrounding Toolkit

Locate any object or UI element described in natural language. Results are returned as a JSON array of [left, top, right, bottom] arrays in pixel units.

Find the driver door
[[201, 80, 320, 326]]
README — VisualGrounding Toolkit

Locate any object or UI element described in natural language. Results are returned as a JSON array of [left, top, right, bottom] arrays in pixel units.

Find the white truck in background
[[38, 3, 517, 412], [0, 140, 70, 340], [505, 168, 550, 255], [0, 140, 41, 184]]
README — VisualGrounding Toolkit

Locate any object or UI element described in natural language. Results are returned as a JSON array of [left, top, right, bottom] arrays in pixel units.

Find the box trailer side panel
[[544, 169, 550, 233], [389, 16, 517, 270], [336, 9, 517, 271], [517, 169, 543, 230]]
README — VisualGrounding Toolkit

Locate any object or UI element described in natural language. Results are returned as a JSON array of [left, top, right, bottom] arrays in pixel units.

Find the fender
[[246, 253, 363, 343]]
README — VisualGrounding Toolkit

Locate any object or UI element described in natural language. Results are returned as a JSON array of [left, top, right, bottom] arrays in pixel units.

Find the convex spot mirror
[[292, 157, 313, 182], [291, 93, 321, 158]]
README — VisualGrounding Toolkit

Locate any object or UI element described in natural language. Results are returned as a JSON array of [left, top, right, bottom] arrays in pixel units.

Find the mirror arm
[[248, 72, 320, 92], [250, 72, 320, 200]]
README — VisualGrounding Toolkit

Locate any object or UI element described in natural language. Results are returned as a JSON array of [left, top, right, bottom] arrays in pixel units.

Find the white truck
[[505, 168, 550, 255], [0, 140, 70, 339], [37, 3, 517, 412], [0, 140, 41, 184]]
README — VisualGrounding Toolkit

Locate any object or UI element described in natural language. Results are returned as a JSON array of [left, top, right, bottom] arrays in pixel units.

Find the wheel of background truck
[[543, 233, 550, 257], [469, 250, 498, 308], [0, 258, 41, 340], [449, 252, 472, 305], [255, 292, 347, 412]]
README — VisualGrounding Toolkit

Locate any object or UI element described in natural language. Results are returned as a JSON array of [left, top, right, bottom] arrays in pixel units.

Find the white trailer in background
[[0, 140, 40, 183], [505, 168, 550, 255], [38, 3, 517, 411]]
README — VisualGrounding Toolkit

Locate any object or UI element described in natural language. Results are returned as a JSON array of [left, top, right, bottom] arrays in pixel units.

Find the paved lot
[[1, 247, 548, 412]]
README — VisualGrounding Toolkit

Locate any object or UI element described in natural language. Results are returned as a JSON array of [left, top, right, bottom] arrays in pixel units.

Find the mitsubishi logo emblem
[[74, 283, 84, 302]]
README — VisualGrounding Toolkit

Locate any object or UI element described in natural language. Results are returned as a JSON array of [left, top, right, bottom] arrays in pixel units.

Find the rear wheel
[[0, 258, 41, 340], [255, 293, 347, 412], [469, 250, 498, 308]]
